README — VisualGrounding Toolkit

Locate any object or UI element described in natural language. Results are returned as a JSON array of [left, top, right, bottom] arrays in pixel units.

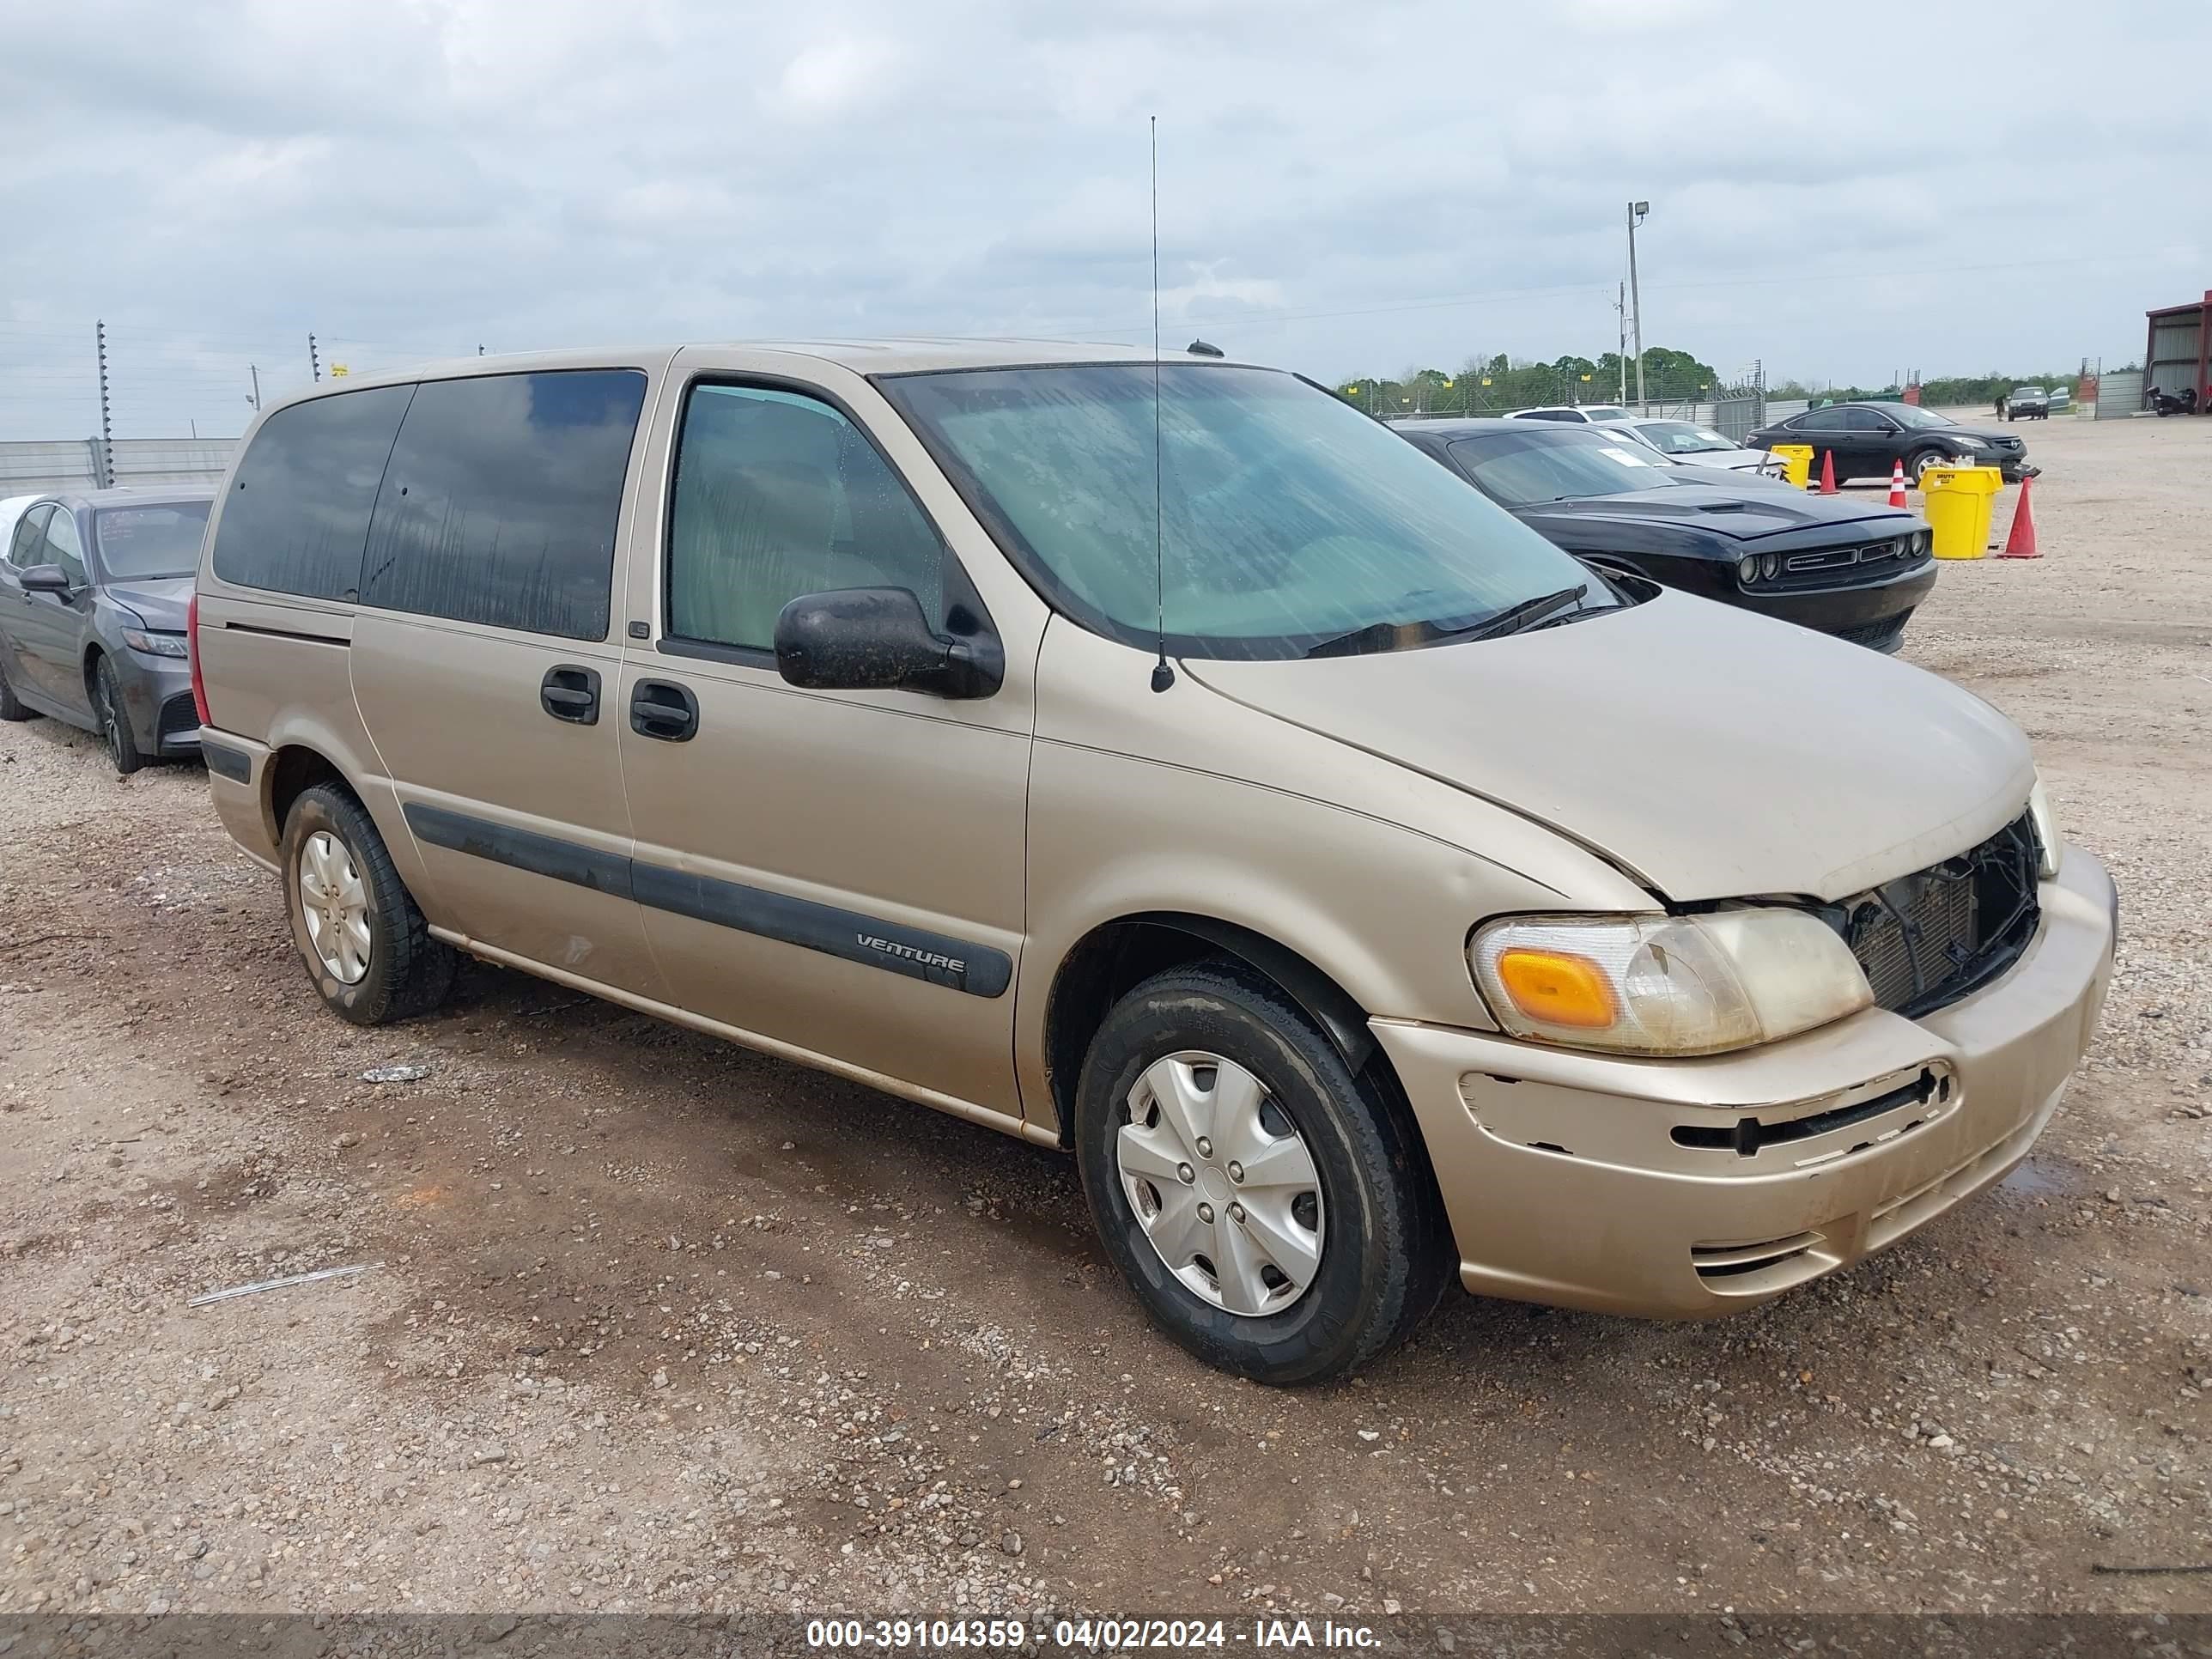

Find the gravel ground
[[2, 410, 2207, 1624]]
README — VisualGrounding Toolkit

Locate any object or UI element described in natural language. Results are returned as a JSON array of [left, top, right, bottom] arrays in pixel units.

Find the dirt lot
[[3, 411, 2207, 1625]]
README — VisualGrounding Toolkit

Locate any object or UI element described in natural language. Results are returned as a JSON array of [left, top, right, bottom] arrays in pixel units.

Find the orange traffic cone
[[1818, 449, 1838, 495], [1998, 475, 2040, 558], [1887, 458, 1908, 509]]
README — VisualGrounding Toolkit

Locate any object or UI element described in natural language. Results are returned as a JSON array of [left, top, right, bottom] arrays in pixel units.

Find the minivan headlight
[[1468, 909, 1873, 1056], [2027, 774, 2062, 878]]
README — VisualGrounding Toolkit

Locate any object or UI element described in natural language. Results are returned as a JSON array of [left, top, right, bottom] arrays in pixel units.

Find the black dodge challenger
[[1401, 418, 1937, 653]]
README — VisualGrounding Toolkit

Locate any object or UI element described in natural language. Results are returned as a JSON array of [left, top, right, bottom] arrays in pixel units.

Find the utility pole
[[308, 332, 321, 382], [1626, 200, 1649, 413], [96, 319, 114, 486], [248, 364, 263, 411]]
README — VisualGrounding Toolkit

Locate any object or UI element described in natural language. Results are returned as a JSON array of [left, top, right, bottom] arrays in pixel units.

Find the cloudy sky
[[2, 0, 2204, 440]]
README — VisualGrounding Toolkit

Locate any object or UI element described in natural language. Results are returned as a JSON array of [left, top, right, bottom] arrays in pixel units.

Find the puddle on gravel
[[2000, 1158, 2075, 1198]]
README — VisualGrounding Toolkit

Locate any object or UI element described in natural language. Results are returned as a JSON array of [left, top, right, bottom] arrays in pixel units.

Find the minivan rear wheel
[[1073, 961, 1446, 1384], [280, 783, 456, 1025]]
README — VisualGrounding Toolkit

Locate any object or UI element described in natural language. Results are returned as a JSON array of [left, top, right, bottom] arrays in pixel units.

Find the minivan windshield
[[881, 364, 1612, 659], [1446, 426, 1688, 507], [93, 501, 211, 580]]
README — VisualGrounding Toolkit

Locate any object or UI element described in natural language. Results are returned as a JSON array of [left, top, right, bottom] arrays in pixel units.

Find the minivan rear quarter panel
[[191, 594, 370, 869]]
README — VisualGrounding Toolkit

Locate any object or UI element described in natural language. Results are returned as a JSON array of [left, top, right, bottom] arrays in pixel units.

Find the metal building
[[2145, 290, 2209, 402]]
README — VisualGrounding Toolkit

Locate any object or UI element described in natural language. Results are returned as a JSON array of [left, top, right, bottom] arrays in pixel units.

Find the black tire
[[1073, 960, 1449, 1385], [1910, 447, 1949, 484], [0, 654, 33, 721], [280, 782, 456, 1025], [92, 657, 143, 775]]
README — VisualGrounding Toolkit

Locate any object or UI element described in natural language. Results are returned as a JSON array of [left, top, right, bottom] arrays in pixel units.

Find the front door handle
[[629, 678, 699, 742], [541, 664, 601, 725]]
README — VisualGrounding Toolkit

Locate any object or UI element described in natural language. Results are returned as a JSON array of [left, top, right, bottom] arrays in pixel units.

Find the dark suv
[[1749, 403, 2030, 484]]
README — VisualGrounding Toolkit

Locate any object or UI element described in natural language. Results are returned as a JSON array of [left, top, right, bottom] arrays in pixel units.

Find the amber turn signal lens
[[1492, 949, 1619, 1030]]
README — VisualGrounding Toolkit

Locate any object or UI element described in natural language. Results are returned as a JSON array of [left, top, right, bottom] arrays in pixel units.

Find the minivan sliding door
[[347, 367, 665, 999]]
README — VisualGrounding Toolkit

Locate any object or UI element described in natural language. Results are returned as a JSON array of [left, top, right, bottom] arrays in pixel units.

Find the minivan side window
[[211, 385, 415, 601], [361, 369, 647, 641], [665, 383, 945, 655]]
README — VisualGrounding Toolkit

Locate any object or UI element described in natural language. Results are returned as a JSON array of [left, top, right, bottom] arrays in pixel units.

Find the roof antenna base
[[1150, 659, 1176, 693]]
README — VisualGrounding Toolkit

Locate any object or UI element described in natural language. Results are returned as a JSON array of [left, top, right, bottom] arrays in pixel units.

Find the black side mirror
[[19, 564, 75, 597], [774, 587, 1003, 700]]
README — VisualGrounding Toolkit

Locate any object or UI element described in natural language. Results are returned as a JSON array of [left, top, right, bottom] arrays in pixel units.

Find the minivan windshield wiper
[[1455, 582, 1589, 641], [1304, 583, 1589, 659]]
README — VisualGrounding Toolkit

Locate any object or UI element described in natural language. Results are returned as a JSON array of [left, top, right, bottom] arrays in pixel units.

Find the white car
[[1504, 404, 1634, 425], [0, 495, 41, 562], [1594, 417, 1785, 478]]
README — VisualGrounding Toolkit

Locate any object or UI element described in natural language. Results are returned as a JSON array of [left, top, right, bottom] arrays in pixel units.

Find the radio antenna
[[1148, 114, 1175, 694]]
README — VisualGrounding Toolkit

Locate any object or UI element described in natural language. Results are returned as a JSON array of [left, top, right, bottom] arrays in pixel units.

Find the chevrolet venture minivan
[[191, 343, 2116, 1383]]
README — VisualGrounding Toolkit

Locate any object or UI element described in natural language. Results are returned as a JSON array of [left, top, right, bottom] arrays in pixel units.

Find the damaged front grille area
[[1829, 813, 2041, 1018], [1671, 1067, 1942, 1158]]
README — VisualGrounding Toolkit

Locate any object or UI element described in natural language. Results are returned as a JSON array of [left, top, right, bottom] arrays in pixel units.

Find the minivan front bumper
[[1371, 850, 2115, 1318]]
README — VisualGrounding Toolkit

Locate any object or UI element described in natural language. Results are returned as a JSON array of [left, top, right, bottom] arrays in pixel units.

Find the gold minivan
[[190, 343, 2116, 1383]]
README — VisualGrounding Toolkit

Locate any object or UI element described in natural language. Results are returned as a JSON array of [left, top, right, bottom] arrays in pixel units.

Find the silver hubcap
[[1117, 1051, 1325, 1318], [298, 830, 371, 985]]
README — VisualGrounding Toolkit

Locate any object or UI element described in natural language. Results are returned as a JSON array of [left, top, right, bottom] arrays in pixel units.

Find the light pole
[[1626, 200, 1649, 412], [1615, 281, 1628, 405]]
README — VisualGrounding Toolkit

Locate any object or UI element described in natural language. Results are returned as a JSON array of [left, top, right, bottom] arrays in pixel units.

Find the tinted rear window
[[360, 369, 646, 641], [211, 385, 415, 599]]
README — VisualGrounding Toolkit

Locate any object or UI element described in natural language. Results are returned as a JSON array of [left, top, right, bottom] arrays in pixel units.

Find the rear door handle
[[541, 665, 601, 724], [629, 678, 699, 742]]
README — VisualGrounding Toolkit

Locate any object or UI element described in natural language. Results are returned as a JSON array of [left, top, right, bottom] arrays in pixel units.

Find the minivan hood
[[103, 577, 192, 631], [1184, 588, 2032, 903], [1516, 486, 1915, 544]]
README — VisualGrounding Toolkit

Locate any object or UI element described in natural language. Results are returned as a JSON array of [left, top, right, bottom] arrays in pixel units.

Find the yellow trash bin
[[1920, 465, 2005, 560], [1770, 443, 1814, 489]]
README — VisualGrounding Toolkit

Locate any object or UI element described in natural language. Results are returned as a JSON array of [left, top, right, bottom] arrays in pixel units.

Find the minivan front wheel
[[280, 783, 455, 1025], [1074, 962, 1445, 1384]]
